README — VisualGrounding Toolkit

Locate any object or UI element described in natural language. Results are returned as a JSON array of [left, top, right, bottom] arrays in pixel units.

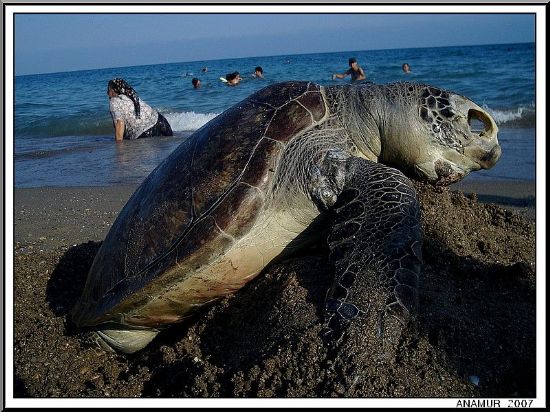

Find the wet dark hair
[[225, 71, 240, 81], [108, 78, 141, 118], [254, 66, 263, 74], [192, 78, 200, 87], [348, 57, 357, 65]]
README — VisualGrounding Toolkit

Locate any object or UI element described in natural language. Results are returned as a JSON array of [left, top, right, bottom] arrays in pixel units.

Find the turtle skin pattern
[[322, 157, 423, 348]]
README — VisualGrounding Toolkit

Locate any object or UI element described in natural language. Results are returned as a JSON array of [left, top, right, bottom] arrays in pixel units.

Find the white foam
[[483, 103, 535, 126], [163, 111, 219, 132]]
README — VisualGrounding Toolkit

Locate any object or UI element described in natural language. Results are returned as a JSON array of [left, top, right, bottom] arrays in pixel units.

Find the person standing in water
[[332, 57, 366, 82], [107, 78, 173, 142]]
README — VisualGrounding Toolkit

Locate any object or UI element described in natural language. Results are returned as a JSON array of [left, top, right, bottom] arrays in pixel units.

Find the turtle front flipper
[[322, 156, 422, 354]]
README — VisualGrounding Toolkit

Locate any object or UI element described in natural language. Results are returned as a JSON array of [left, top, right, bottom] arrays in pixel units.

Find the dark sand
[[11, 180, 537, 399]]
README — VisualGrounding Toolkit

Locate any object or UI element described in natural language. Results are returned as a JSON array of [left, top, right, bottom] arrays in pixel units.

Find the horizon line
[[16, 40, 533, 77]]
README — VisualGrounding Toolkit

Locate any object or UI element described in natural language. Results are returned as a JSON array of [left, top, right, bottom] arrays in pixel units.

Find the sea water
[[14, 42, 536, 188]]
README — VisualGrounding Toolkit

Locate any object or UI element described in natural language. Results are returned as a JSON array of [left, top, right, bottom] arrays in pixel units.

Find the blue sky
[[14, 13, 535, 76]]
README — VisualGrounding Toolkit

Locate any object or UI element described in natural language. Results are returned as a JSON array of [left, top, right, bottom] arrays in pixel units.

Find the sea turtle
[[71, 81, 500, 354]]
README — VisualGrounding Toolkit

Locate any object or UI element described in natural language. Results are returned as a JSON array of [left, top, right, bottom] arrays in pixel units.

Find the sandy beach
[[12, 179, 536, 398]]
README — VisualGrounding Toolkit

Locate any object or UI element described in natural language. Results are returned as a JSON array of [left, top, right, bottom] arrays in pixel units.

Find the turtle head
[[373, 83, 501, 186]]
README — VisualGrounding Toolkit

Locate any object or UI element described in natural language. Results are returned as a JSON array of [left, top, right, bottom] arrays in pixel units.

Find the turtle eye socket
[[467, 108, 493, 136]]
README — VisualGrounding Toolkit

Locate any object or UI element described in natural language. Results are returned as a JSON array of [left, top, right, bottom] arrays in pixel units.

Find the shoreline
[[451, 179, 536, 220], [15, 127, 535, 188]]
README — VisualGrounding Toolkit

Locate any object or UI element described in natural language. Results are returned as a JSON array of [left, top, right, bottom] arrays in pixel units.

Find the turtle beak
[[477, 144, 502, 170]]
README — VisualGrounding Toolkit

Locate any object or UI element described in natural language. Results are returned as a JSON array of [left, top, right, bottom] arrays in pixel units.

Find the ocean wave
[[15, 114, 113, 138], [15, 110, 220, 138], [164, 111, 219, 132], [484, 103, 535, 128], [16, 102, 533, 140]]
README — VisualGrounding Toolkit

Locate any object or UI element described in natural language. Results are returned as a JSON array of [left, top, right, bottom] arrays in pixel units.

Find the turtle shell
[[72, 81, 327, 327]]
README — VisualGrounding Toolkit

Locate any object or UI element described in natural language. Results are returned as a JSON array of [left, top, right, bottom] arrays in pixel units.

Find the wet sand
[[11, 179, 537, 400], [451, 179, 536, 220]]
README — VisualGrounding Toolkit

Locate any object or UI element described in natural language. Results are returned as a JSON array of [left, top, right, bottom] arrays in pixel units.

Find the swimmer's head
[[225, 72, 242, 85]]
